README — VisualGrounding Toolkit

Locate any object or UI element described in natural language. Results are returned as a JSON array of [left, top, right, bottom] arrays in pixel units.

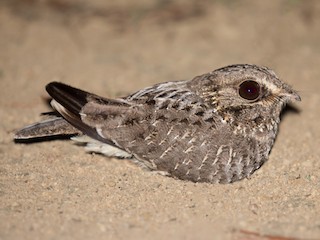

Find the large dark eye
[[239, 80, 260, 100]]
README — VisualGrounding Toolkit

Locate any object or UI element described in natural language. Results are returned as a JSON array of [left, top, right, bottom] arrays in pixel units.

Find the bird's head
[[192, 64, 300, 120]]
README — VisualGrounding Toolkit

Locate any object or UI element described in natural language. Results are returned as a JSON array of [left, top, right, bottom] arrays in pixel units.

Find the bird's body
[[14, 64, 301, 183]]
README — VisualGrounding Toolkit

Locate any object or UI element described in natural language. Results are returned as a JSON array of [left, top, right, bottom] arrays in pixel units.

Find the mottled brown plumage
[[14, 64, 301, 183]]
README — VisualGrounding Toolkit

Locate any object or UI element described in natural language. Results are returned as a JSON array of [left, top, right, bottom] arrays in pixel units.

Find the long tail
[[14, 82, 123, 149], [14, 82, 97, 142], [14, 116, 81, 141]]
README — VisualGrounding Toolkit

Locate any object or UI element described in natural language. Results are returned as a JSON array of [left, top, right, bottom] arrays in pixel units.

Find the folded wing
[[46, 82, 134, 148]]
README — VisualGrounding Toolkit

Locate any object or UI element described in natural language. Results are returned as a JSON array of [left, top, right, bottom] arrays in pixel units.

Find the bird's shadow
[[280, 104, 301, 120]]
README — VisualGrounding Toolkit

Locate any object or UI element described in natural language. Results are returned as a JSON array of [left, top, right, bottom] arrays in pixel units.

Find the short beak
[[281, 90, 301, 102]]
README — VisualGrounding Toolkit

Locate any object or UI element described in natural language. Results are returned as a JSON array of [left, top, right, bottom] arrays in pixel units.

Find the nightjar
[[14, 64, 301, 183]]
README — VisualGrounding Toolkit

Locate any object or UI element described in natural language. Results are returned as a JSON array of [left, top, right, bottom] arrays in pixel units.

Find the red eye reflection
[[239, 80, 260, 100]]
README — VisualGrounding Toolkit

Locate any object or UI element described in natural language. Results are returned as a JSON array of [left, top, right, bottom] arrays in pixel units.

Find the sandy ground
[[0, 0, 320, 239]]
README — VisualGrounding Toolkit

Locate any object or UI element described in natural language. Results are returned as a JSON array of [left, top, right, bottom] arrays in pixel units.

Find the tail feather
[[14, 117, 80, 140], [15, 82, 124, 149]]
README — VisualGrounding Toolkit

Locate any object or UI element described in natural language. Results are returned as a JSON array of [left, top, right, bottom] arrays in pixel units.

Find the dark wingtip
[[46, 82, 89, 115]]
